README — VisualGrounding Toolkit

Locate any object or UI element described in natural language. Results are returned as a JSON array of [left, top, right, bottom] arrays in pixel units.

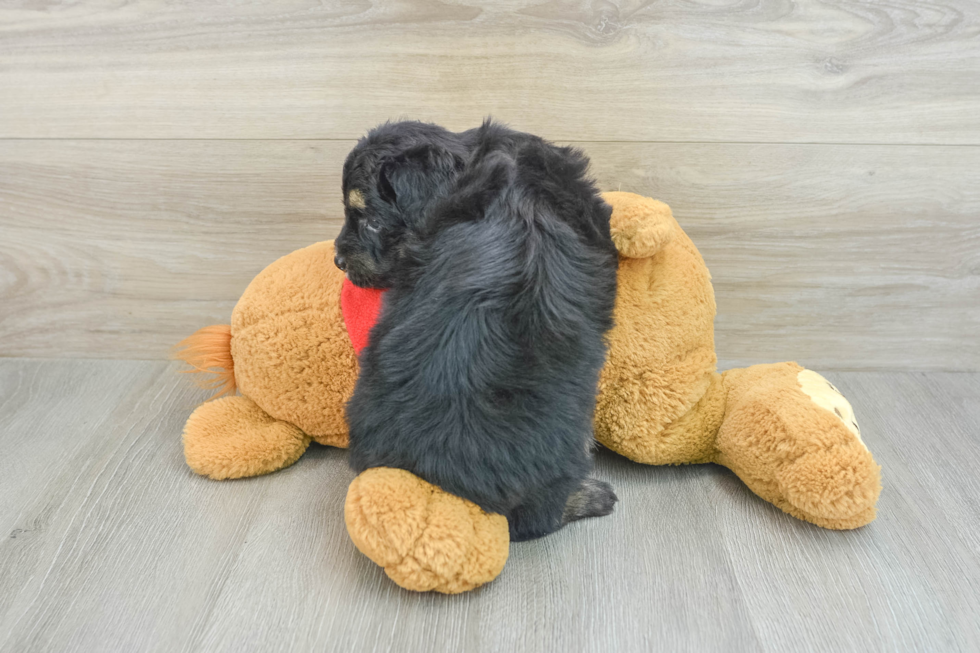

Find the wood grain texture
[[1, 1, 979, 142], [598, 142, 980, 371], [2, 139, 977, 369], [0, 140, 345, 360], [1, 360, 978, 652]]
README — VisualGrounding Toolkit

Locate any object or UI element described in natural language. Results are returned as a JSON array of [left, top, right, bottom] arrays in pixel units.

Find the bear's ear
[[602, 192, 676, 259]]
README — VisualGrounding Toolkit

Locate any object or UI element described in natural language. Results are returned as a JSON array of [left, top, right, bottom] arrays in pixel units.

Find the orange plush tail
[[172, 324, 236, 399]]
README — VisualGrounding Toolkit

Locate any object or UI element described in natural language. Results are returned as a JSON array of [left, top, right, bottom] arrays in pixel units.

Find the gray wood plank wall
[[1, 1, 978, 369]]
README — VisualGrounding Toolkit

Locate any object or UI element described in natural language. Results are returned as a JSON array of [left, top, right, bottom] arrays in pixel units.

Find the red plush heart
[[340, 278, 387, 356]]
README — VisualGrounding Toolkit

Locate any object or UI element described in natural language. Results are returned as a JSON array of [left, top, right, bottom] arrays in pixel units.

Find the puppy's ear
[[377, 145, 463, 206], [378, 160, 398, 204], [436, 151, 513, 224]]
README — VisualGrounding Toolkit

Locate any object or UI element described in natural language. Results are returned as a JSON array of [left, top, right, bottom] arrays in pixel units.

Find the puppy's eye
[[363, 218, 381, 233]]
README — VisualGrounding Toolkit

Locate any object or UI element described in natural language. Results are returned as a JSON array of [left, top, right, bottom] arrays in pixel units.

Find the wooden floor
[[0, 359, 977, 652]]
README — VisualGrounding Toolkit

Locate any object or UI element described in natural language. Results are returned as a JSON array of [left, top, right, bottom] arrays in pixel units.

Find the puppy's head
[[335, 121, 464, 288]]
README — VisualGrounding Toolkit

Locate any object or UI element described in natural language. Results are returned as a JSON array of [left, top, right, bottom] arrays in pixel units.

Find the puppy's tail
[[171, 324, 236, 399], [562, 478, 617, 524]]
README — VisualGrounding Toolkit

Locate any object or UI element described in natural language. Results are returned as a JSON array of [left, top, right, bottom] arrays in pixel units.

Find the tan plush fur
[[595, 193, 720, 464], [183, 395, 311, 480], [177, 192, 882, 593], [231, 241, 357, 448], [345, 468, 509, 594]]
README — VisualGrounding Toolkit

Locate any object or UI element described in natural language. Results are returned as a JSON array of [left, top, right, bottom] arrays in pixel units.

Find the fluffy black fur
[[336, 120, 619, 541]]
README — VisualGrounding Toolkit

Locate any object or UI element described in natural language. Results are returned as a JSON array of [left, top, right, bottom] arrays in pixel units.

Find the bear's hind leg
[[714, 363, 881, 529], [183, 395, 311, 480]]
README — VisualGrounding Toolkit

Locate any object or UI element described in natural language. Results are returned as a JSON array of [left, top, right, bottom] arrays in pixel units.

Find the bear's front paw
[[344, 468, 509, 594]]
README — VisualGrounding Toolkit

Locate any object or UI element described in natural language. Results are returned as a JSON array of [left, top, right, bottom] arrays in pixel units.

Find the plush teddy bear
[[176, 192, 882, 594]]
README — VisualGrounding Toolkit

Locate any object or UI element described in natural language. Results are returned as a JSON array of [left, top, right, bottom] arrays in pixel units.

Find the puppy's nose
[[334, 254, 347, 271]]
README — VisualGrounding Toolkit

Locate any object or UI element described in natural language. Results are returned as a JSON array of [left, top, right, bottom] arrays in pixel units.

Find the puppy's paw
[[563, 478, 618, 523]]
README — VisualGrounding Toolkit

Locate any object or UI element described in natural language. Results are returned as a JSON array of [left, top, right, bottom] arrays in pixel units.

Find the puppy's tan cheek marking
[[348, 189, 366, 209]]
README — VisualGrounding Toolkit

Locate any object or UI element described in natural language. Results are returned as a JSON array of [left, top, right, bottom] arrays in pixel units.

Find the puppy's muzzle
[[334, 254, 347, 272]]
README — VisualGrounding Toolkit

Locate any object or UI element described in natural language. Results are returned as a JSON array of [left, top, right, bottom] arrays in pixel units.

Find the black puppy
[[335, 120, 618, 541]]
